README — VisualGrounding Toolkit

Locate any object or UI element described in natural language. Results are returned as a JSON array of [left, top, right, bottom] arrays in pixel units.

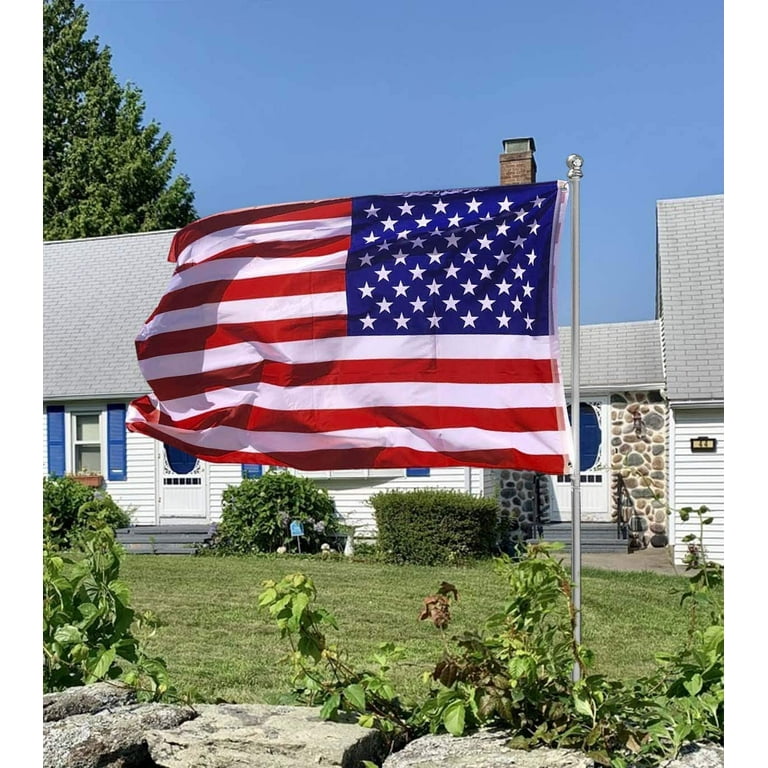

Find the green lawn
[[120, 554, 692, 705]]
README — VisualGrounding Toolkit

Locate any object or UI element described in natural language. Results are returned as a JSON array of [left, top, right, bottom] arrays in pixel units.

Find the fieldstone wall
[[610, 391, 669, 549], [497, 469, 549, 548]]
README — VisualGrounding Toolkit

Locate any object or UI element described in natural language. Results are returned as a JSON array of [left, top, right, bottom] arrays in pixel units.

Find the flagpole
[[567, 153, 584, 680]]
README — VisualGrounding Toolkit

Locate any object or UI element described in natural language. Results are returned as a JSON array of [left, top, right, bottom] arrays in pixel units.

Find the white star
[[494, 249, 511, 264], [411, 236, 426, 248], [427, 279, 443, 295], [381, 216, 398, 231], [415, 214, 432, 228], [375, 265, 391, 282], [359, 252, 374, 266], [524, 314, 535, 329], [464, 223, 478, 233], [512, 264, 526, 280], [479, 295, 495, 311], [445, 232, 461, 247], [496, 222, 510, 236], [443, 294, 460, 311], [360, 314, 376, 329], [376, 297, 393, 313], [522, 281, 534, 297], [466, 197, 482, 213], [496, 278, 512, 295], [461, 248, 477, 263], [512, 235, 526, 249], [427, 248, 444, 263], [431, 225, 444, 236], [393, 281, 409, 297], [498, 196, 514, 212], [432, 199, 448, 214], [477, 234, 493, 250], [409, 264, 426, 280], [478, 265, 494, 280], [497, 311, 511, 328], [398, 201, 415, 215], [377, 241, 391, 252], [358, 282, 375, 298], [461, 311, 478, 328], [447, 213, 463, 228], [514, 207, 528, 222], [397, 229, 412, 240], [394, 313, 410, 329], [480, 212, 493, 221], [460, 278, 478, 295], [532, 195, 545, 208], [444, 262, 460, 279], [410, 296, 427, 313], [511, 295, 523, 312], [526, 249, 538, 265], [393, 249, 409, 264], [427, 313, 442, 328], [363, 231, 378, 244], [528, 220, 540, 235], [364, 203, 380, 217]]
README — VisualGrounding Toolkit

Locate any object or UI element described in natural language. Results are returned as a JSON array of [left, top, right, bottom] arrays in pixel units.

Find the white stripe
[[126, 411, 567, 457], [155, 380, 566, 419], [161, 251, 349, 293], [139, 333, 561, 381], [139, 291, 347, 338], [177, 217, 351, 266]]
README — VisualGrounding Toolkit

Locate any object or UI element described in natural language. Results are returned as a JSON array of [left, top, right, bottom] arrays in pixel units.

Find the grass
[[120, 552, 694, 705]]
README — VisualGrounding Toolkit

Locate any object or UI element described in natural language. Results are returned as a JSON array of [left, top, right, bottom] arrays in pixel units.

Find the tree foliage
[[43, 0, 197, 240]]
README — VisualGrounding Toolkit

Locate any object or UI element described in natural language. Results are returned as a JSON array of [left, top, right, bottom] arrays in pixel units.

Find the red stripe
[[147, 400, 561, 434], [136, 315, 349, 359], [146, 358, 556, 402], [127, 416, 567, 473], [148, 269, 346, 320], [169, 199, 352, 262]]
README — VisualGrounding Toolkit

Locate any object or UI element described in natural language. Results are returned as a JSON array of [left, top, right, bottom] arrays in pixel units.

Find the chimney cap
[[501, 137, 536, 154]]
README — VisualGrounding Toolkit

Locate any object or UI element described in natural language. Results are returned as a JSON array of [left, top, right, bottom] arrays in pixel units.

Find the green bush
[[43, 476, 132, 550], [210, 469, 340, 554], [371, 489, 500, 565], [43, 524, 174, 699]]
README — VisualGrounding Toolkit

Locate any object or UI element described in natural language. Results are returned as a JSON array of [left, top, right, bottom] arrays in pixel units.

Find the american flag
[[127, 181, 571, 473]]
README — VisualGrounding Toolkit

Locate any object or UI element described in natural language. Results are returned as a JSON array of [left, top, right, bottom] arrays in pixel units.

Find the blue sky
[[75, 0, 723, 327]]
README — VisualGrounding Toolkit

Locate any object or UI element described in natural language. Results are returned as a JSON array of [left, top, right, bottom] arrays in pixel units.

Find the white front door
[[549, 399, 610, 521], [157, 443, 208, 523]]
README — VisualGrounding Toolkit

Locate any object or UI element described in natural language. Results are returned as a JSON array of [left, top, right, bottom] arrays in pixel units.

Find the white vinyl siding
[[208, 463, 247, 521], [669, 407, 724, 565], [105, 430, 157, 525]]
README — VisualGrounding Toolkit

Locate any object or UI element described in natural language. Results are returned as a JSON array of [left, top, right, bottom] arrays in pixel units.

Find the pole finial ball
[[566, 154, 584, 179]]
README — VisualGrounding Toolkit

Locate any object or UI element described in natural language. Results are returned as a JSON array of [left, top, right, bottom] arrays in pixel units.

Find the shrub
[[371, 489, 499, 565], [211, 469, 340, 554], [43, 476, 132, 550], [43, 524, 174, 700]]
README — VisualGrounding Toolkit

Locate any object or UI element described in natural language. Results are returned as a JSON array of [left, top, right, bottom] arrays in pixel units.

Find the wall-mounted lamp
[[632, 410, 644, 435]]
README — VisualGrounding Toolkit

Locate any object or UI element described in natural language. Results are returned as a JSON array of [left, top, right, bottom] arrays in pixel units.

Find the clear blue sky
[[75, 0, 724, 327]]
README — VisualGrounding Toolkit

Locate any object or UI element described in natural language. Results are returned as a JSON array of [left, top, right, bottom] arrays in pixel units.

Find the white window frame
[[67, 407, 105, 475]]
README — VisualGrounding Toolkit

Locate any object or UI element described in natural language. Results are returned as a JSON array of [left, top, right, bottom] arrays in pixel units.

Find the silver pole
[[566, 154, 583, 679]]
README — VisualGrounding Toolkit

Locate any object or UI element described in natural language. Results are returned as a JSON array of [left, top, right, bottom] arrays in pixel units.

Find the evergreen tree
[[43, 0, 197, 240]]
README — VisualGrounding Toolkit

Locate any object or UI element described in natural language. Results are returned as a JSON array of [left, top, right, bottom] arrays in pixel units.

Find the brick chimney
[[499, 137, 537, 185]]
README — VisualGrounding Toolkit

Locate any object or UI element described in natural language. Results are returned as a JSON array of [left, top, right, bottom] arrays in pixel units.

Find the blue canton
[[346, 182, 560, 336]]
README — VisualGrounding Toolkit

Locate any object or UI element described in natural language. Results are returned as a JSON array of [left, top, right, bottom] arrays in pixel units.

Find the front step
[[116, 525, 212, 555], [530, 522, 628, 554]]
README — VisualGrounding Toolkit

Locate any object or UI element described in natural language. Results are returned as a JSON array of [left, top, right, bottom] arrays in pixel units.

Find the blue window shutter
[[107, 404, 127, 481], [46, 406, 66, 477], [242, 464, 263, 479], [406, 468, 430, 477]]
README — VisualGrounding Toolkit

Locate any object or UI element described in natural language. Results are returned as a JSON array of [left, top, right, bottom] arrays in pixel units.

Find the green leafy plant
[[371, 489, 500, 565], [210, 469, 340, 554], [43, 523, 176, 700]]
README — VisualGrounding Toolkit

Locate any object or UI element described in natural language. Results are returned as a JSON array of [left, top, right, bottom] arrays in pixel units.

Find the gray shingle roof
[[656, 195, 724, 402], [44, 230, 177, 399], [43, 231, 664, 401], [557, 320, 663, 390]]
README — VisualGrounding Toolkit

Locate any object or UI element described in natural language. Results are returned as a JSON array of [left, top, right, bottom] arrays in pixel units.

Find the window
[[73, 413, 102, 473], [566, 402, 602, 471]]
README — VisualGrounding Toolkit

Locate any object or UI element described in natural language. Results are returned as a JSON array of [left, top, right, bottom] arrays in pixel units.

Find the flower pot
[[69, 475, 103, 487]]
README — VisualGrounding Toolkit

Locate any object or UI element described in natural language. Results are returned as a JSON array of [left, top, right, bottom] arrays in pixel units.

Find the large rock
[[44, 681, 138, 722], [146, 703, 387, 768], [663, 742, 725, 767]]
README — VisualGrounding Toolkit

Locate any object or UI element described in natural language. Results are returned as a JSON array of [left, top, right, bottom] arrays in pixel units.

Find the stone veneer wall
[[497, 391, 669, 548], [609, 391, 669, 548]]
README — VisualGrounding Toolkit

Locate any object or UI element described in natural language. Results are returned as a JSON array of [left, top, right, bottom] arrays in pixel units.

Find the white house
[[42, 142, 724, 563]]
